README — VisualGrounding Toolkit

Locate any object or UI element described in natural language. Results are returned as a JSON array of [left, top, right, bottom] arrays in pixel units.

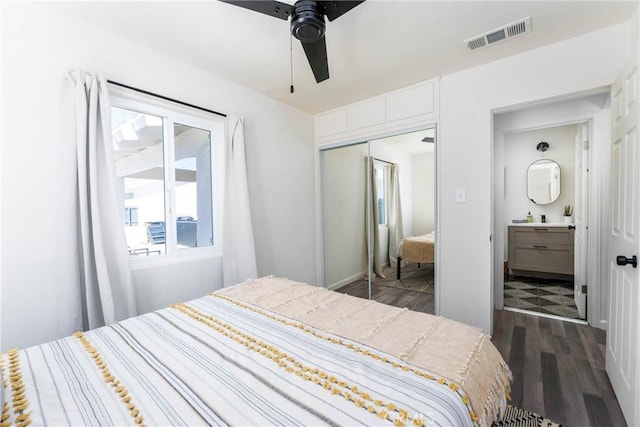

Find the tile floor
[[504, 276, 582, 320]]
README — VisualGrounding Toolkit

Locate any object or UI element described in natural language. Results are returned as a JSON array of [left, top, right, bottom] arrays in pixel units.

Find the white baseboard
[[327, 271, 367, 291], [326, 263, 391, 291]]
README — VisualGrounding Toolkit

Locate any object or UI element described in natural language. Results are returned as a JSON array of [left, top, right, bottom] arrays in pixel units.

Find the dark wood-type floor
[[492, 309, 626, 427], [335, 282, 627, 427], [336, 280, 434, 314]]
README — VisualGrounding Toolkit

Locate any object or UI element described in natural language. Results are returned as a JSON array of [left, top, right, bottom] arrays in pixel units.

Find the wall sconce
[[536, 141, 550, 152]]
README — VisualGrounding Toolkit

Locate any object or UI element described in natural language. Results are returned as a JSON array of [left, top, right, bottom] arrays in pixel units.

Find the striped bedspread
[[1, 277, 510, 427]]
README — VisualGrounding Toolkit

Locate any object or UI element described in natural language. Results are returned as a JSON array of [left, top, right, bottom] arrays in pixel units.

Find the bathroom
[[492, 91, 611, 327], [502, 122, 586, 320]]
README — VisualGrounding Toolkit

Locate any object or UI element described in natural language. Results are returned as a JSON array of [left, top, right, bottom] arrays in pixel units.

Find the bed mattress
[[399, 232, 435, 264]]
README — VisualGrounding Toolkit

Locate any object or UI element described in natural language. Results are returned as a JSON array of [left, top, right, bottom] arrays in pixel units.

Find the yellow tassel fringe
[[210, 293, 478, 423], [173, 302, 428, 426], [73, 332, 146, 426], [0, 349, 32, 427]]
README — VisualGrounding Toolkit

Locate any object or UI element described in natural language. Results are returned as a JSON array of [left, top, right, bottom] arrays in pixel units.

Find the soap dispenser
[[526, 211, 533, 223]]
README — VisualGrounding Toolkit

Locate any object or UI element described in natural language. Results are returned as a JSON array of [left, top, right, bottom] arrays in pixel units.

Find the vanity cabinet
[[508, 225, 574, 276]]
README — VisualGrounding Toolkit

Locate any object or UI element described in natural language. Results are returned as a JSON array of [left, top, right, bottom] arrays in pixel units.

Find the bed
[[397, 232, 435, 279], [1, 276, 510, 427]]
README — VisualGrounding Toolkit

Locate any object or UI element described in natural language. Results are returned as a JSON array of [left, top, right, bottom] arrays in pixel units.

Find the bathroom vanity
[[508, 224, 574, 276]]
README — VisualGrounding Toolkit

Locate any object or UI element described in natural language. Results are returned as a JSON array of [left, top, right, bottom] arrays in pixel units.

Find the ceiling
[[49, 1, 638, 114]]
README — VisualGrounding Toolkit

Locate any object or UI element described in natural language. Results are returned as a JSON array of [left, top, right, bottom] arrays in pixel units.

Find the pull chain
[[290, 34, 294, 94]]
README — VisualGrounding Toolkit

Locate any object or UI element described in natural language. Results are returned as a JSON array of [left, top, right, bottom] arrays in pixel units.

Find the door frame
[[491, 87, 611, 327]]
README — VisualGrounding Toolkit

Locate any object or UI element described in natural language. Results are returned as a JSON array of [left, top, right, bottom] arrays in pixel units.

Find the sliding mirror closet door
[[321, 142, 371, 293], [321, 126, 436, 314]]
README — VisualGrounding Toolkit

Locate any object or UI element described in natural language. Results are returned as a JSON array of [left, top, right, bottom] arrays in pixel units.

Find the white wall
[[438, 22, 631, 334], [412, 152, 435, 235], [0, 3, 314, 351], [503, 124, 577, 232]]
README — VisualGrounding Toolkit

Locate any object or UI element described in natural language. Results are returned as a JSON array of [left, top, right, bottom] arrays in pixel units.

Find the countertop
[[509, 222, 573, 227]]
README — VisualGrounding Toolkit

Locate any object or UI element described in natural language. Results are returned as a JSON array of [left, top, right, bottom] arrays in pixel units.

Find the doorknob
[[567, 225, 576, 230], [616, 255, 638, 268]]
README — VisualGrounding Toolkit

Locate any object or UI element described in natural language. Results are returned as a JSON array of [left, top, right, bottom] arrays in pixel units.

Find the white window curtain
[[366, 157, 384, 278], [223, 116, 258, 286], [70, 69, 137, 330], [388, 164, 404, 265]]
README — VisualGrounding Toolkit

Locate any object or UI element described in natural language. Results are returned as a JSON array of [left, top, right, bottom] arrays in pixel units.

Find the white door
[[606, 45, 639, 427], [574, 122, 589, 319]]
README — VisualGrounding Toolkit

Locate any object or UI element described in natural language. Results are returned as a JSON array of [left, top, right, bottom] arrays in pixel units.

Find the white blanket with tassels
[[1, 276, 510, 427]]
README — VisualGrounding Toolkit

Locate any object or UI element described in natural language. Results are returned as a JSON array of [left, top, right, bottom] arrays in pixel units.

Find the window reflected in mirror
[[374, 163, 388, 225]]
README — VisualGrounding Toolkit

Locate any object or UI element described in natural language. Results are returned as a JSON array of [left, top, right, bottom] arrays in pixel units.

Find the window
[[374, 163, 388, 226], [110, 90, 224, 260]]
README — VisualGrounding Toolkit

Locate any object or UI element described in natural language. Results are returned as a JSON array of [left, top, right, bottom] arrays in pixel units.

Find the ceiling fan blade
[[300, 36, 329, 83], [219, 0, 294, 20], [316, 0, 365, 22]]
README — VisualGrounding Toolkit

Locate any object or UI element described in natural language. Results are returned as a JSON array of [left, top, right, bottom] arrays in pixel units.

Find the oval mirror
[[527, 159, 560, 205]]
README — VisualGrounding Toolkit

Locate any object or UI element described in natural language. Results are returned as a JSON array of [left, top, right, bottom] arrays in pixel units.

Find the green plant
[[564, 205, 573, 216]]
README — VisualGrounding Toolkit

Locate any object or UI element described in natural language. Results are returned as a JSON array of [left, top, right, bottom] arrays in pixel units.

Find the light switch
[[456, 187, 467, 203]]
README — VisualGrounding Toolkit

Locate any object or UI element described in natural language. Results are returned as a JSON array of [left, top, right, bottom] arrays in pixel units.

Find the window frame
[[110, 86, 225, 267]]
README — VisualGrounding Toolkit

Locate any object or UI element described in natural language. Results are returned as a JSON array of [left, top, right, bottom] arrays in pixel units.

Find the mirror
[[527, 159, 560, 204], [320, 127, 436, 313], [322, 142, 369, 291]]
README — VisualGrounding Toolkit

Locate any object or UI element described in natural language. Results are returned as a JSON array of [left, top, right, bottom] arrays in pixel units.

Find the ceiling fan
[[220, 0, 365, 83]]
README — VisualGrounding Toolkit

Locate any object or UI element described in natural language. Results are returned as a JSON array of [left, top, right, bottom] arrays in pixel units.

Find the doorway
[[501, 123, 586, 320], [492, 91, 611, 326], [320, 127, 437, 314]]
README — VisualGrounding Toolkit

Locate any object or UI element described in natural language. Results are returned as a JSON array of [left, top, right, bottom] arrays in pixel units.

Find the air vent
[[466, 37, 486, 50], [464, 16, 531, 51]]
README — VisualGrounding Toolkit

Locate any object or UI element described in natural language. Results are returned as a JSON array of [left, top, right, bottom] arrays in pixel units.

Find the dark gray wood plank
[[550, 317, 567, 337], [583, 393, 615, 427], [603, 396, 628, 427], [575, 358, 604, 396], [491, 309, 514, 358], [578, 325, 606, 370], [541, 352, 566, 423], [523, 316, 544, 411], [509, 326, 526, 407], [556, 352, 591, 426], [509, 326, 526, 371]]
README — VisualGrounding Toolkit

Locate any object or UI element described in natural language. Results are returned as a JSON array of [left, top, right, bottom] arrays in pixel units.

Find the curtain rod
[[107, 80, 227, 118], [373, 157, 394, 165]]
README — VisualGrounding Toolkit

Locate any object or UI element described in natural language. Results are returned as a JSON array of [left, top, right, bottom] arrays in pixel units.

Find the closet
[[314, 78, 440, 311], [320, 128, 436, 311]]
